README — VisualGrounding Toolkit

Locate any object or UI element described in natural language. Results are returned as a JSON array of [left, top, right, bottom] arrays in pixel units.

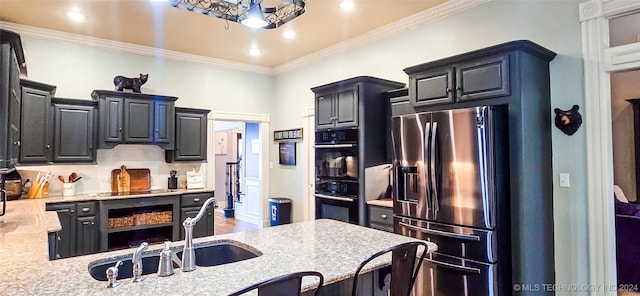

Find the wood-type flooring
[[213, 210, 260, 235]]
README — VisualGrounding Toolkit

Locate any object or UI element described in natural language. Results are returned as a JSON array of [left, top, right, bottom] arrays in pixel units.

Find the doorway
[[212, 119, 265, 229]]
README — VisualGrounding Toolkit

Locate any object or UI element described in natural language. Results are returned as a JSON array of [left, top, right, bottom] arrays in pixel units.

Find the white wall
[[271, 0, 586, 292]]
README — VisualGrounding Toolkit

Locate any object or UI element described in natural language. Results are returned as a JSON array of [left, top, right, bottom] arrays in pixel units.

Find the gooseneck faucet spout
[[182, 197, 217, 272], [132, 242, 149, 282]]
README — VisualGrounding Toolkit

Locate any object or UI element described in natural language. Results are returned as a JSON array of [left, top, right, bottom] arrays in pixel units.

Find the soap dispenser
[[157, 241, 176, 277]]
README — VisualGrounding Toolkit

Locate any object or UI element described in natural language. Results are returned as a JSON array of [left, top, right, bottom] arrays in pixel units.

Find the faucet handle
[[106, 260, 123, 288]]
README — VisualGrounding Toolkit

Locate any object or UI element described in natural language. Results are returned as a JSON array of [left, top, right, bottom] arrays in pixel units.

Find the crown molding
[[273, 0, 490, 74], [0, 21, 274, 75], [211, 111, 270, 123], [0, 0, 486, 76]]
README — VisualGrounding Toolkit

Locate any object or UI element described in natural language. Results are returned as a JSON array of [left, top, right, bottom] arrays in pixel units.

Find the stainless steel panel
[[391, 113, 429, 220], [415, 252, 498, 296], [429, 106, 496, 229], [394, 216, 497, 263]]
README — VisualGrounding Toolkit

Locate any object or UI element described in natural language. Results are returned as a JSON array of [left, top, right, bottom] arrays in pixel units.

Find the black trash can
[[269, 197, 292, 226]]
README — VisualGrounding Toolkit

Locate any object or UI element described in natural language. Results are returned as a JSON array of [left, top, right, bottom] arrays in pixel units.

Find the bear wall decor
[[554, 105, 582, 136], [113, 73, 148, 93]]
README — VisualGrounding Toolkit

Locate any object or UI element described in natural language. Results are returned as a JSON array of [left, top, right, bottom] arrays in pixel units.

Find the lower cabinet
[[180, 192, 215, 239], [46, 202, 98, 259], [368, 205, 393, 233], [46, 192, 215, 260]]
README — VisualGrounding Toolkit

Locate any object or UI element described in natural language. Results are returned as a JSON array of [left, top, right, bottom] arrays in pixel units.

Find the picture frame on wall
[[279, 142, 296, 166]]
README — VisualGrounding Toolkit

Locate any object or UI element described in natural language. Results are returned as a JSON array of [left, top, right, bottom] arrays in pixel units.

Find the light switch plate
[[559, 173, 571, 188]]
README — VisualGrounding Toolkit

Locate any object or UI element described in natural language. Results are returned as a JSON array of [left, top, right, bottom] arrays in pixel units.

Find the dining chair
[[228, 271, 324, 296], [351, 241, 428, 296]]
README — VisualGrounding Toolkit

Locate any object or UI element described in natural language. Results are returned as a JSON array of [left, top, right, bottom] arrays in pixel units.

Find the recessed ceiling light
[[283, 30, 296, 40], [67, 10, 85, 22], [340, 1, 355, 11], [249, 48, 261, 56]]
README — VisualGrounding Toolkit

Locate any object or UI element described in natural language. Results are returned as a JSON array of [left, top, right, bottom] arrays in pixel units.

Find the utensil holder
[[62, 183, 75, 197]]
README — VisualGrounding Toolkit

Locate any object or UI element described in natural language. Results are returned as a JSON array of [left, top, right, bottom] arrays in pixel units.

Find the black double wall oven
[[314, 129, 359, 224]]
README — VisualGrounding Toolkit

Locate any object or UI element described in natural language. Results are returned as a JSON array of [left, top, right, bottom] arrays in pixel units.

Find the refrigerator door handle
[[398, 221, 481, 241], [430, 121, 439, 214], [423, 257, 482, 274]]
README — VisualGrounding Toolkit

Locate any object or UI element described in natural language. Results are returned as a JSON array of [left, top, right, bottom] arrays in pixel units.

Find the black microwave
[[315, 129, 358, 144]]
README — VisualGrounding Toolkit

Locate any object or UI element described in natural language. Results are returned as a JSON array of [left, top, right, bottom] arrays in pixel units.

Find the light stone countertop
[[43, 188, 215, 204], [366, 199, 393, 208], [1, 198, 436, 295]]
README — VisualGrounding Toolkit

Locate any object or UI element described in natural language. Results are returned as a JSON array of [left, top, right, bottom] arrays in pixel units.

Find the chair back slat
[[352, 241, 428, 296]]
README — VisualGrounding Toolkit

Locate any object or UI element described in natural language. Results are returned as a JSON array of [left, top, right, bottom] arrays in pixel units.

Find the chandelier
[[168, 0, 306, 29]]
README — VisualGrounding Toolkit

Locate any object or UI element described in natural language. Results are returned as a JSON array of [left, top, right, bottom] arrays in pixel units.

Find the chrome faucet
[[132, 242, 149, 282], [182, 197, 217, 272], [105, 260, 122, 288]]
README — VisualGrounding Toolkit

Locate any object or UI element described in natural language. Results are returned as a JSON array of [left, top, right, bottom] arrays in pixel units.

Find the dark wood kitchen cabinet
[[179, 192, 215, 239], [75, 201, 98, 256], [367, 205, 393, 233], [19, 79, 56, 163], [52, 98, 97, 163], [315, 86, 359, 130], [46, 203, 77, 259], [165, 107, 210, 162], [0, 30, 24, 170], [406, 54, 509, 107], [91, 90, 177, 149], [312, 77, 405, 132]]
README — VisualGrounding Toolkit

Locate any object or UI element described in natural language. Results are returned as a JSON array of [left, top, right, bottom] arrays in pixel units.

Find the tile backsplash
[[16, 145, 206, 196]]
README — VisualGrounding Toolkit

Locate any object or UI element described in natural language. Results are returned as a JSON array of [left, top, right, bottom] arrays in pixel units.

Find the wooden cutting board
[[110, 168, 151, 192]]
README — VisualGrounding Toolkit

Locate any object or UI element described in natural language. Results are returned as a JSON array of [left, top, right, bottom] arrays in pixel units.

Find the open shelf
[[107, 225, 172, 251], [107, 223, 174, 233]]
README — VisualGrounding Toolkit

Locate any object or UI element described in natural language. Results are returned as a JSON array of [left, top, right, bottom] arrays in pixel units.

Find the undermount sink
[[88, 254, 161, 281], [88, 242, 261, 281], [175, 242, 260, 267]]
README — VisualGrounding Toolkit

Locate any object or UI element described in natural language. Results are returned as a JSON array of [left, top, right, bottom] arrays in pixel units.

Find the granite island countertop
[[1, 198, 436, 295]]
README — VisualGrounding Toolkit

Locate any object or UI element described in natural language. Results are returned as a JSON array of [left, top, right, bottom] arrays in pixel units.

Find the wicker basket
[[134, 211, 173, 226], [108, 216, 135, 229]]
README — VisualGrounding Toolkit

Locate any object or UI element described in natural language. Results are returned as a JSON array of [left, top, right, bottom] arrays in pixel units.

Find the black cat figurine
[[113, 73, 148, 93]]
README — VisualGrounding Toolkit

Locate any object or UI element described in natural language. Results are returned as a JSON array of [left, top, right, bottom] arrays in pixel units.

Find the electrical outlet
[[559, 173, 571, 188]]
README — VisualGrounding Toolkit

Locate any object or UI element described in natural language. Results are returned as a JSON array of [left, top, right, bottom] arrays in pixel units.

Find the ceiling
[[0, 0, 448, 68]]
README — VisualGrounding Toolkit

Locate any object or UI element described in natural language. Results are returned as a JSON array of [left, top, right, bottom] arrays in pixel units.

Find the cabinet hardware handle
[[70, 210, 75, 213], [381, 214, 387, 219], [193, 198, 200, 202], [46, 144, 50, 149], [82, 207, 90, 212], [16, 140, 20, 146], [446, 87, 452, 93], [83, 221, 90, 225]]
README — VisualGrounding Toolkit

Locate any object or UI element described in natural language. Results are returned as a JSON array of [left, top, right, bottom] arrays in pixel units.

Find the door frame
[[580, 0, 640, 293], [303, 106, 315, 221], [207, 111, 270, 227]]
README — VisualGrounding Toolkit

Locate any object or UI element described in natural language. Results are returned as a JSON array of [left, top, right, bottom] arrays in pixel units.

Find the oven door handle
[[315, 194, 355, 202], [423, 257, 481, 274], [314, 144, 356, 148], [398, 222, 480, 241]]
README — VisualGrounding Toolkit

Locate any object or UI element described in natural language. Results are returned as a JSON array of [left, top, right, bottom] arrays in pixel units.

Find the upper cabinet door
[[123, 98, 153, 143], [455, 55, 510, 102], [54, 103, 96, 163], [315, 92, 335, 130], [20, 86, 52, 163], [153, 100, 175, 149], [166, 110, 208, 162], [411, 66, 454, 107], [99, 97, 123, 146], [334, 86, 359, 129]]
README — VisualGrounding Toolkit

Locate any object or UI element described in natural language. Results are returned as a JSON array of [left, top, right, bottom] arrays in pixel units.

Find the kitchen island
[[0, 198, 436, 295]]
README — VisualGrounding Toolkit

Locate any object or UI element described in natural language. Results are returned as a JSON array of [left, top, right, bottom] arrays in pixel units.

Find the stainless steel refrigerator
[[392, 106, 510, 296]]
